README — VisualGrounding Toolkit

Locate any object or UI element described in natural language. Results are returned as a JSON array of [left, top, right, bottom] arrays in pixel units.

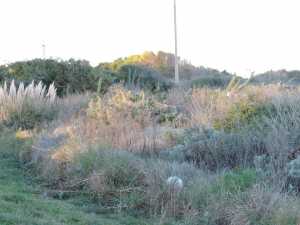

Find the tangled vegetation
[[1, 56, 300, 225]]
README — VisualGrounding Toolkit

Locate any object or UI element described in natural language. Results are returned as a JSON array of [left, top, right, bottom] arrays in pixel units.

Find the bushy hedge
[[0, 59, 97, 96], [118, 64, 172, 92], [0, 54, 238, 97], [191, 74, 233, 88], [0, 59, 173, 96], [213, 101, 275, 131]]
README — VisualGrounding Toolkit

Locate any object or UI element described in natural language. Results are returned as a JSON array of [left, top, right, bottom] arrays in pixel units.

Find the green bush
[[0, 59, 96, 96], [183, 128, 264, 170], [0, 59, 173, 96], [183, 169, 256, 225], [191, 75, 232, 88], [118, 64, 172, 92], [0, 129, 33, 160], [72, 148, 146, 190], [213, 101, 275, 131], [212, 169, 257, 194], [91, 67, 119, 94]]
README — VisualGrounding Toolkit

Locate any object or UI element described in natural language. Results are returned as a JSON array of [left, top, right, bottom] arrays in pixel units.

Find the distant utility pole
[[42, 43, 46, 59], [173, 0, 179, 83]]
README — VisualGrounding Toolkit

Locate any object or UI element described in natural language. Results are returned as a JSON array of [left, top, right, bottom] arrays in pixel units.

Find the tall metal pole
[[42, 43, 46, 59], [174, 0, 179, 83]]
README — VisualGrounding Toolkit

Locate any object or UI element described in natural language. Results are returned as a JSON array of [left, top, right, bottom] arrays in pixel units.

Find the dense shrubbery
[[117, 64, 172, 92], [0, 58, 174, 96], [251, 69, 300, 86], [183, 127, 264, 170], [2, 65, 300, 224], [102, 51, 236, 82], [180, 84, 300, 174], [0, 59, 96, 96], [0, 52, 238, 97], [33, 146, 204, 217], [213, 101, 275, 131], [191, 74, 232, 88]]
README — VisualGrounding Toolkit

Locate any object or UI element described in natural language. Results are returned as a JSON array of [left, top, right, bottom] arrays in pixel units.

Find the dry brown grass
[[30, 85, 179, 171], [185, 88, 229, 127], [16, 82, 300, 223], [184, 84, 295, 128], [228, 185, 300, 225]]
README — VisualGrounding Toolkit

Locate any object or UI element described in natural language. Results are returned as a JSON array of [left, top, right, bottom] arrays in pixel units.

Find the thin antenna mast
[[42, 43, 46, 59], [174, 0, 179, 83]]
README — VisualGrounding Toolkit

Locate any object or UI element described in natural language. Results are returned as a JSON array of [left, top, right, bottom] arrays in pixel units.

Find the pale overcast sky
[[1, 0, 300, 76]]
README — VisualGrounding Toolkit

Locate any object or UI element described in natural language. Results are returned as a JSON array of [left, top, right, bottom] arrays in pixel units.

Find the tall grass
[[0, 80, 57, 129], [7, 81, 300, 224], [185, 84, 286, 128]]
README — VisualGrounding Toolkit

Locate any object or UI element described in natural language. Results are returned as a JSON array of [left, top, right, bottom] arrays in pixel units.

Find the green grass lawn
[[0, 156, 151, 225]]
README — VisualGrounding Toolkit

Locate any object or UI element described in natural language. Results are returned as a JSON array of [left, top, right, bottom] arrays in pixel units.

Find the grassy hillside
[[1, 60, 300, 224], [0, 133, 152, 225]]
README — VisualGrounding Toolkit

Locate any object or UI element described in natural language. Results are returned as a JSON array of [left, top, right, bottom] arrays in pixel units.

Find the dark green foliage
[[96, 63, 173, 92], [213, 169, 257, 193], [0, 58, 173, 96], [91, 66, 119, 94], [158, 111, 178, 124], [0, 59, 95, 96], [191, 74, 232, 88], [118, 64, 172, 92], [0, 52, 236, 96]]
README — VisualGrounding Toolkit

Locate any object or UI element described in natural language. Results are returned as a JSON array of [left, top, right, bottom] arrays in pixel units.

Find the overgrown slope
[[0, 134, 151, 225]]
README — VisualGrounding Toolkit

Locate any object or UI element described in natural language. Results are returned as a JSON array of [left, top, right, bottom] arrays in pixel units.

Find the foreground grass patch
[[0, 134, 151, 225]]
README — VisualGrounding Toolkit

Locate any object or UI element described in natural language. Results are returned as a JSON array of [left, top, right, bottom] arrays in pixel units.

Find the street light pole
[[174, 0, 179, 83]]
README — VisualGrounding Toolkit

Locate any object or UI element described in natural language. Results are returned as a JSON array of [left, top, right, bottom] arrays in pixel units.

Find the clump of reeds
[[0, 80, 57, 129]]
